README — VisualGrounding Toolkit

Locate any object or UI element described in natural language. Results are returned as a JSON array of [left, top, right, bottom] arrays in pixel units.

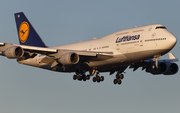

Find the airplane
[[0, 12, 178, 85]]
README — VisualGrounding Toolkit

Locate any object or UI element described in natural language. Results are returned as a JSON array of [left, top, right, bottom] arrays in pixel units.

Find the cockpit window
[[155, 26, 167, 29]]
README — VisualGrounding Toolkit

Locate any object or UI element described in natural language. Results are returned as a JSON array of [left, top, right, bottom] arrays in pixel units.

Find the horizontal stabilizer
[[168, 53, 179, 62]]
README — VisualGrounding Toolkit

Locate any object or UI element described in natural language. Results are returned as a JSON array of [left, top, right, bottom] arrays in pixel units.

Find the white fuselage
[[18, 24, 177, 72]]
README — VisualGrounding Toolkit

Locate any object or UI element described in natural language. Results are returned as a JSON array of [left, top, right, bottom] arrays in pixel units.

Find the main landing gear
[[92, 72, 104, 83], [73, 74, 91, 81], [113, 73, 124, 85], [72, 70, 124, 85], [72, 71, 104, 83]]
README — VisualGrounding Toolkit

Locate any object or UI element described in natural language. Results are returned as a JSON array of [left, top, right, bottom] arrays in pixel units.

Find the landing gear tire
[[82, 76, 86, 81], [117, 79, 122, 85], [120, 74, 124, 79], [73, 75, 77, 80], [116, 74, 120, 79], [78, 76, 82, 81], [96, 76, 100, 83], [93, 77, 97, 82], [113, 79, 117, 84], [97, 80, 100, 83], [100, 76, 104, 81]]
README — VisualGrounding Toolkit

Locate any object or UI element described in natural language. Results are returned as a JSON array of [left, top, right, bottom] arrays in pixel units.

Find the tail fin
[[14, 12, 46, 47]]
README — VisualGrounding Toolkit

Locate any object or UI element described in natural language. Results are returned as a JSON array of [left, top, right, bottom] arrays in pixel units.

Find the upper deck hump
[[101, 24, 164, 39], [50, 24, 165, 50]]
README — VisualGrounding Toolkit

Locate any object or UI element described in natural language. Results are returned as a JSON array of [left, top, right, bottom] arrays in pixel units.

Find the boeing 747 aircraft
[[0, 12, 178, 85]]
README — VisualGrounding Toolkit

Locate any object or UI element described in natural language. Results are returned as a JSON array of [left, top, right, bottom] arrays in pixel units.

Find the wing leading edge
[[0, 42, 113, 60]]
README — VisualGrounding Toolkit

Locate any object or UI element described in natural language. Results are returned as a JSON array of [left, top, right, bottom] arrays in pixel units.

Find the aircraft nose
[[169, 35, 177, 47]]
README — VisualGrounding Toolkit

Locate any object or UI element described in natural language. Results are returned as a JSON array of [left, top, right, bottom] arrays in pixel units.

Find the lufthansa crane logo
[[19, 21, 29, 43]]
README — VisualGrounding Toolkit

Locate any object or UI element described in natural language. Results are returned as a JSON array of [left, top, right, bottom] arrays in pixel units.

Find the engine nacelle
[[146, 62, 178, 75], [163, 63, 178, 75], [58, 52, 79, 65], [4, 46, 24, 59]]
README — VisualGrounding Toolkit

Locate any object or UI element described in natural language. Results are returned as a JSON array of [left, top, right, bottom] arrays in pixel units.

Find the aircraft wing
[[0, 42, 113, 60], [0, 42, 57, 54]]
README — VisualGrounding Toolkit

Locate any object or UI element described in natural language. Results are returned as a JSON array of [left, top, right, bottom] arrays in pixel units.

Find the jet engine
[[163, 63, 178, 75], [4, 46, 24, 59], [146, 62, 178, 75], [58, 52, 79, 65]]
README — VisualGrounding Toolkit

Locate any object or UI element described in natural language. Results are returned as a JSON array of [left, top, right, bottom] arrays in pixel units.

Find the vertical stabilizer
[[14, 12, 46, 47]]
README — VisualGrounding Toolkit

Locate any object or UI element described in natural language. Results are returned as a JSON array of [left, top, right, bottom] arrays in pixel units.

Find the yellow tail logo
[[19, 21, 29, 43]]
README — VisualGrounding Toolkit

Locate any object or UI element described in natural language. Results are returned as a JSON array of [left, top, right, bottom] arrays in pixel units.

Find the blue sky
[[0, 0, 180, 113]]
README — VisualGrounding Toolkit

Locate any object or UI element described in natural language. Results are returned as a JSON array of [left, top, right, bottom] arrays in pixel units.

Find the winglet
[[168, 53, 179, 62], [14, 12, 47, 47]]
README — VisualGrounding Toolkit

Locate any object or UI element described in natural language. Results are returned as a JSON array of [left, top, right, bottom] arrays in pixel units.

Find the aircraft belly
[[92, 48, 171, 72], [122, 49, 170, 64], [86, 54, 126, 67]]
